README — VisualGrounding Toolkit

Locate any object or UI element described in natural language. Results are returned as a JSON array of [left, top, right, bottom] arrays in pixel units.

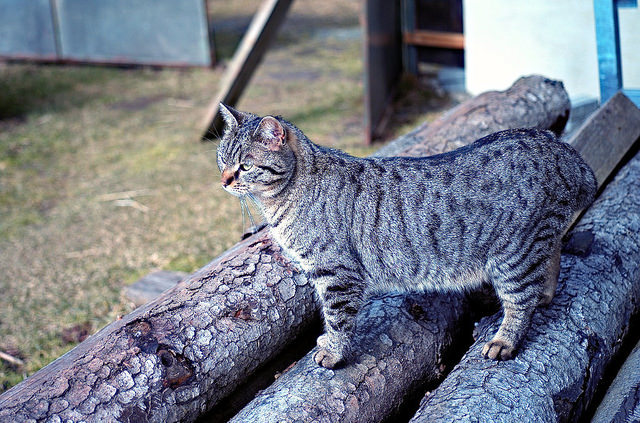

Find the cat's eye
[[239, 163, 253, 171]]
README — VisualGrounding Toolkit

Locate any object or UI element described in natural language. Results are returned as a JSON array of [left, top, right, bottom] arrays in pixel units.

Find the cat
[[216, 104, 597, 369]]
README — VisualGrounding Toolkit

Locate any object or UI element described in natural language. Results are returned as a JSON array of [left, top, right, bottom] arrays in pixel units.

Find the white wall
[[463, 1, 640, 101]]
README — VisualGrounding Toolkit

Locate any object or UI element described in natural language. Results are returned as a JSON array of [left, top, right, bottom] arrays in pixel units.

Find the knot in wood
[[157, 347, 194, 389]]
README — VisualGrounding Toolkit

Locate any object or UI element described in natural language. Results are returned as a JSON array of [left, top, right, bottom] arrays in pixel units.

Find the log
[[373, 74, 570, 158], [0, 235, 317, 423], [229, 293, 472, 423], [592, 339, 640, 422], [0, 75, 570, 423], [409, 150, 640, 421]]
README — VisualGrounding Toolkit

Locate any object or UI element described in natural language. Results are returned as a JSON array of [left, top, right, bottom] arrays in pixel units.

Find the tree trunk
[[0, 75, 570, 423], [409, 151, 640, 423]]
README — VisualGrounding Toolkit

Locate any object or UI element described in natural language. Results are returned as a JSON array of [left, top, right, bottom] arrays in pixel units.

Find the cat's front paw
[[481, 338, 516, 360], [314, 334, 344, 369], [314, 347, 342, 369], [316, 333, 330, 348]]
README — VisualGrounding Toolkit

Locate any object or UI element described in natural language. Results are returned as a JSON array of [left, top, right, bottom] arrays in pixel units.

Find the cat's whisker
[[247, 193, 260, 211], [237, 195, 261, 237], [243, 195, 257, 228], [239, 197, 248, 233], [203, 124, 224, 142]]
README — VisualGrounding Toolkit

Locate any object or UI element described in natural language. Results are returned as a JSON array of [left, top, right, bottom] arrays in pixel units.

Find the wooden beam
[[562, 91, 640, 231], [402, 30, 464, 50], [567, 91, 640, 188], [200, 0, 294, 140], [363, 0, 402, 144]]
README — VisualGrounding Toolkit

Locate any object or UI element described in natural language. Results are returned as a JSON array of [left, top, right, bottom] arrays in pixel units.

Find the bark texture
[[0, 235, 316, 423], [0, 75, 570, 423], [410, 151, 640, 423], [229, 293, 470, 423]]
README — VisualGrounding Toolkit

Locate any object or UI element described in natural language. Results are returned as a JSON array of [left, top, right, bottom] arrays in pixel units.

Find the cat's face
[[217, 104, 294, 199]]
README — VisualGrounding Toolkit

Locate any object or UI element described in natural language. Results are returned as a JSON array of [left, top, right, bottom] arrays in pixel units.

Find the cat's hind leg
[[481, 301, 537, 360], [539, 242, 561, 306], [484, 252, 548, 360]]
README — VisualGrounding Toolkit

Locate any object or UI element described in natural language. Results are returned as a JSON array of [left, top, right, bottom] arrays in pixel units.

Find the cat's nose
[[221, 169, 234, 187]]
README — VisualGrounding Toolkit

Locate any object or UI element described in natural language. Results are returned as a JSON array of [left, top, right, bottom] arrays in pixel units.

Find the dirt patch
[[61, 322, 93, 345]]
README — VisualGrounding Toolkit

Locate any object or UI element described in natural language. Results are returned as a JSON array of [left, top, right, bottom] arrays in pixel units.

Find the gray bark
[[229, 293, 471, 423], [0, 235, 317, 423], [373, 74, 569, 158], [0, 75, 570, 423], [409, 151, 640, 423]]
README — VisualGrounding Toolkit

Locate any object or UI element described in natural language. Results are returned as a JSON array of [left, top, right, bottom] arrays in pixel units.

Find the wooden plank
[[401, 0, 418, 74], [363, 0, 402, 144], [201, 0, 294, 139], [403, 30, 464, 49], [564, 91, 640, 231], [567, 91, 640, 188]]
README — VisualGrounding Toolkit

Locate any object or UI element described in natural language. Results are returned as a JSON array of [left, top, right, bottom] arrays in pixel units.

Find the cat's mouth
[[221, 170, 247, 197], [222, 183, 250, 198], [222, 185, 242, 197]]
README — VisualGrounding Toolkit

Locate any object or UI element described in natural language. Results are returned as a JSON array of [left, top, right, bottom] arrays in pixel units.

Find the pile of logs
[[1, 75, 640, 423]]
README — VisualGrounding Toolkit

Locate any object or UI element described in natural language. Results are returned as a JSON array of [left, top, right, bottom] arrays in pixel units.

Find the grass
[[0, 0, 452, 391]]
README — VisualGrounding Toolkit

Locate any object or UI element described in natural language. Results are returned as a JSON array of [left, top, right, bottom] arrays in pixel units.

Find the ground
[[0, 0, 456, 391]]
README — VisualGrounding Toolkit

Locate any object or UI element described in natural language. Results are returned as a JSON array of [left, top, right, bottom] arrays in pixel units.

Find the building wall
[[463, 0, 640, 101]]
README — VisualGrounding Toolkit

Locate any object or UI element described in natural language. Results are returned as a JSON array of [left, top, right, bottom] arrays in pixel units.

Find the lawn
[[0, 0, 451, 391]]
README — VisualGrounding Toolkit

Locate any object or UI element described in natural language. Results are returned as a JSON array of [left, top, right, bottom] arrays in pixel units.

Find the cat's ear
[[219, 103, 244, 130], [255, 116, 286, 151]]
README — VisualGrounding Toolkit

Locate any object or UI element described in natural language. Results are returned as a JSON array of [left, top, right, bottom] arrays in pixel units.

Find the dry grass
[[0, 0, 451, 391]]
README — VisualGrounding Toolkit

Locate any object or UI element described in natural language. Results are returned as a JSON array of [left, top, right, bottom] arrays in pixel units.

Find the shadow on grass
[[0, 64, 117, 120]]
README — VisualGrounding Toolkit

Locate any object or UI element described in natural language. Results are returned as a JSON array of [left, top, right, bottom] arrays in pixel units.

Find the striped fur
[[217, 104, 597, 368]]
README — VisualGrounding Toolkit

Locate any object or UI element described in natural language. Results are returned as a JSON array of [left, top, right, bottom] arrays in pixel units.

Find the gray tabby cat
[[216, 104, 597, 369]]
